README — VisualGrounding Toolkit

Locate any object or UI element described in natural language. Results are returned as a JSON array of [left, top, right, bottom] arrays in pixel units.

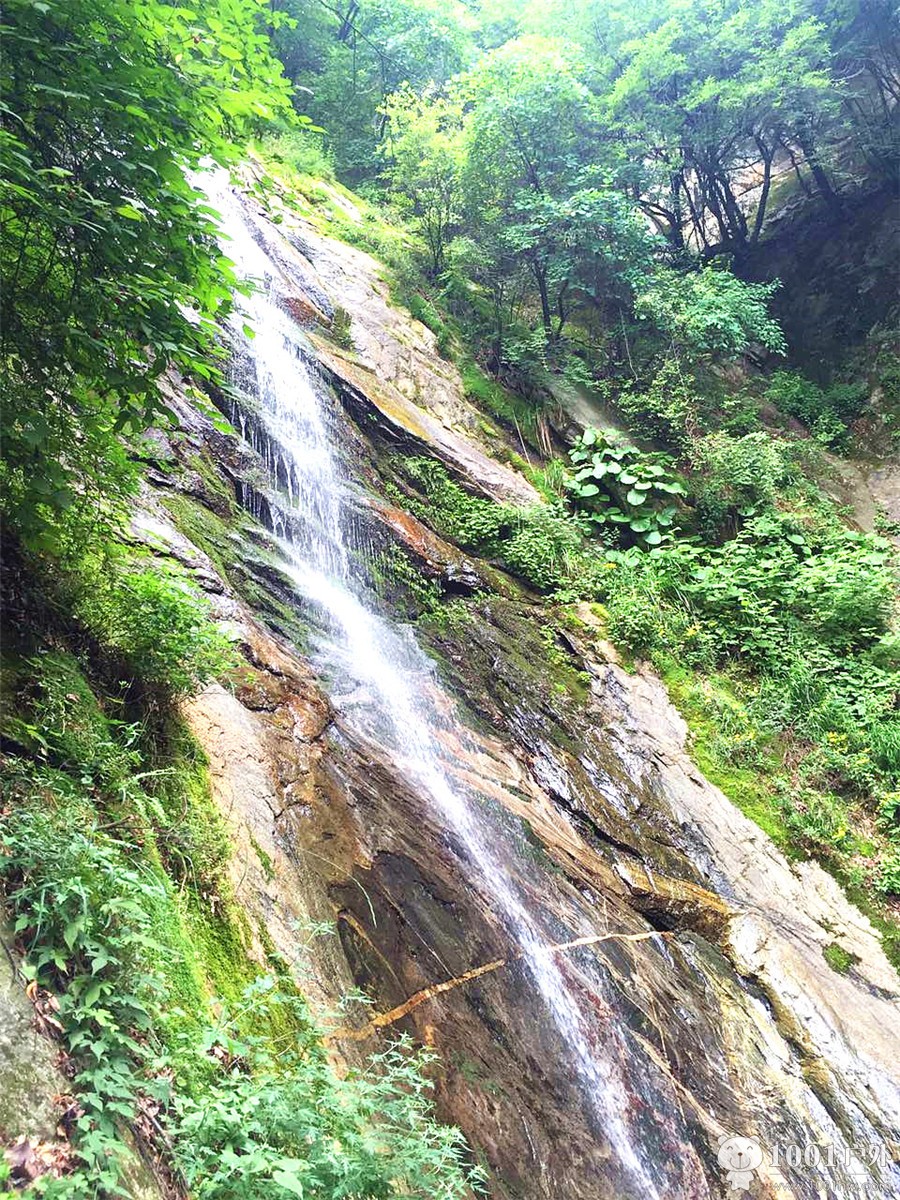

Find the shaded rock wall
[[742, 185, 899, 375]]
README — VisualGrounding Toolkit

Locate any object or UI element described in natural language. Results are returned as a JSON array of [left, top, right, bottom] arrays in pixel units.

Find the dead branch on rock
[[330, 929, 670, 1041]]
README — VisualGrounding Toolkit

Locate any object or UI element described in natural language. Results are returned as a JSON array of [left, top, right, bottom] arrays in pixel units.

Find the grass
[[659, 658, 797, 853], [657, 656, 900, 970]]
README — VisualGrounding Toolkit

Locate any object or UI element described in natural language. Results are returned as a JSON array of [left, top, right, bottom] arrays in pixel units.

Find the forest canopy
[[2, 0, 897, 547]]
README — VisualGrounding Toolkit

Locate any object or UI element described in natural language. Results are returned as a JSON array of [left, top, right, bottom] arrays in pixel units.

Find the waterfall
[[206, 172, 668, 1199]]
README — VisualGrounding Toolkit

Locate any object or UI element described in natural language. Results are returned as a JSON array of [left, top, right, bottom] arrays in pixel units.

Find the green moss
[[250, 833, 276, 882], [392, 456, 595, 595], [460, 360, 542, 444], [187, 446, 239, 508], [658, 658, 900, 971], [823, 942, 857, 974], [660, 660, 797, 853], [183, 896, 257, 1005], [161, 490, 237, 580], [370, 541, 443, 615]]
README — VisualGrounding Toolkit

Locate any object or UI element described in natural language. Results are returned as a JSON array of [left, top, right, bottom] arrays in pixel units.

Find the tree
[[273, 0, 476, 182], [1, 0, 292, 548], [380, 84, 463, 275], [459, 37, 602, 338], [601, 0, 841, 254], [636, 267, 787, 358]]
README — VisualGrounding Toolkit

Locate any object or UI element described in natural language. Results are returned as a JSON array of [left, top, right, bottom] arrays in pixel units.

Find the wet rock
[[134, 190, 900, 1198], [0, 918, 66, 1143], [314, 338, 539, 506]]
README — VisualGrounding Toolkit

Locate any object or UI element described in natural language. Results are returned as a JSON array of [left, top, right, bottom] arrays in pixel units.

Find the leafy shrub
[[605, 585, 665, 655], [262, 125, 334, 180], [330, 305, 355, 350], [0, 662, 483, 1200], [778, 785, 856, 855], [503, 506, 583, 591], [175, 992, 482, 1200], [689, 431, 793, 533], [1, 0, 292, 549], [658, 518, 895, 665], [636, 267, 786, 357], [875, 851, 900, 897], [614, 358, 699, 448], [764, 370, 868, 447], [567, 427, 686, 547], [75, 566, 236, 695], [400, 457, 586, 591], [3, 651, 142, 790], [1, 780, 169, 1193]]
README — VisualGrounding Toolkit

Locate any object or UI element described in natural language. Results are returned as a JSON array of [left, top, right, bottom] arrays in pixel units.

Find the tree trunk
[[750, 139, 775, 245], [532, 257, 552, 334], [796, 123, 842, 216]]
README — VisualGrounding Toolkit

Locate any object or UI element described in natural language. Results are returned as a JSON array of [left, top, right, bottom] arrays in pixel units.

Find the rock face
[[742, 184, 899, 373], [0, 919, 68, 1144], [136, 179, 900, 1200], [0, 920, 162, 1197]]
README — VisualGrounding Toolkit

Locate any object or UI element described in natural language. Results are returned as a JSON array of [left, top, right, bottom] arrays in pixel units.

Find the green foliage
[[566, 427, 686, 548], [262, 123, 334, 181], [614, 359, 700, 449], [877, 851, 900, 898], [70, 561, 237, 697], [372, 541, 443, 616], [460, 360, 543, 443], [1, 0, 291, 548], [0, 639, 483, 1199], [823, 943, 856, 974], [380, 85, 463, 276], [330, 306, 355, 351], [175, 995, 482, 1200], [657, 517, 895, 665], [2, 784, 170, 1193], [689, 431, 795, 534], [272, 0, 474, 183], [636, 268, 786, 358], [399, 457, 588, 591], [764, 370, 868, 447], [265, 0, 891, 420]]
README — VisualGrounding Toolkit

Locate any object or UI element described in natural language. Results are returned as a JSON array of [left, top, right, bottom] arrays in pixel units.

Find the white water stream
[[207, 174, 662, 1198]]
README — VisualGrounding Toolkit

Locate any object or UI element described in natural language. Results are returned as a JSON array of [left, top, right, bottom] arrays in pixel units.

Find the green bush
[[876, 851, 900, 897], [567, 427, 686, 547], [0, 652, 484, 1200], [606, 585, 665, 656], [657, 518, 895, 666], [262, 125, 335, 181], [636, 268, 786, 358], [689, 431, 793, 533], [175, 994, 482, 1200], [75, 565, 237, 696], [764, 370, 867, 448], [503, 506, 583, 591], [614, 358, 699, 448], [399, 457, 592, 592], [1, 779, 171, 1194]]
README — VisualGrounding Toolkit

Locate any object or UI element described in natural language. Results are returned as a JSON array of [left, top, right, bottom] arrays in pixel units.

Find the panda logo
[[716, 1133, 764, 1192]]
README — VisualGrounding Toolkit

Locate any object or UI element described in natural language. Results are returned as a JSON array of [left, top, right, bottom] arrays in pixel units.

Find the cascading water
[[206, 172, 668, 1199]]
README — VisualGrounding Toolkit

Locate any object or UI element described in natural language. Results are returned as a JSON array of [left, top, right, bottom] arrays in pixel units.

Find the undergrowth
[[0, 542, 483, 1198]]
